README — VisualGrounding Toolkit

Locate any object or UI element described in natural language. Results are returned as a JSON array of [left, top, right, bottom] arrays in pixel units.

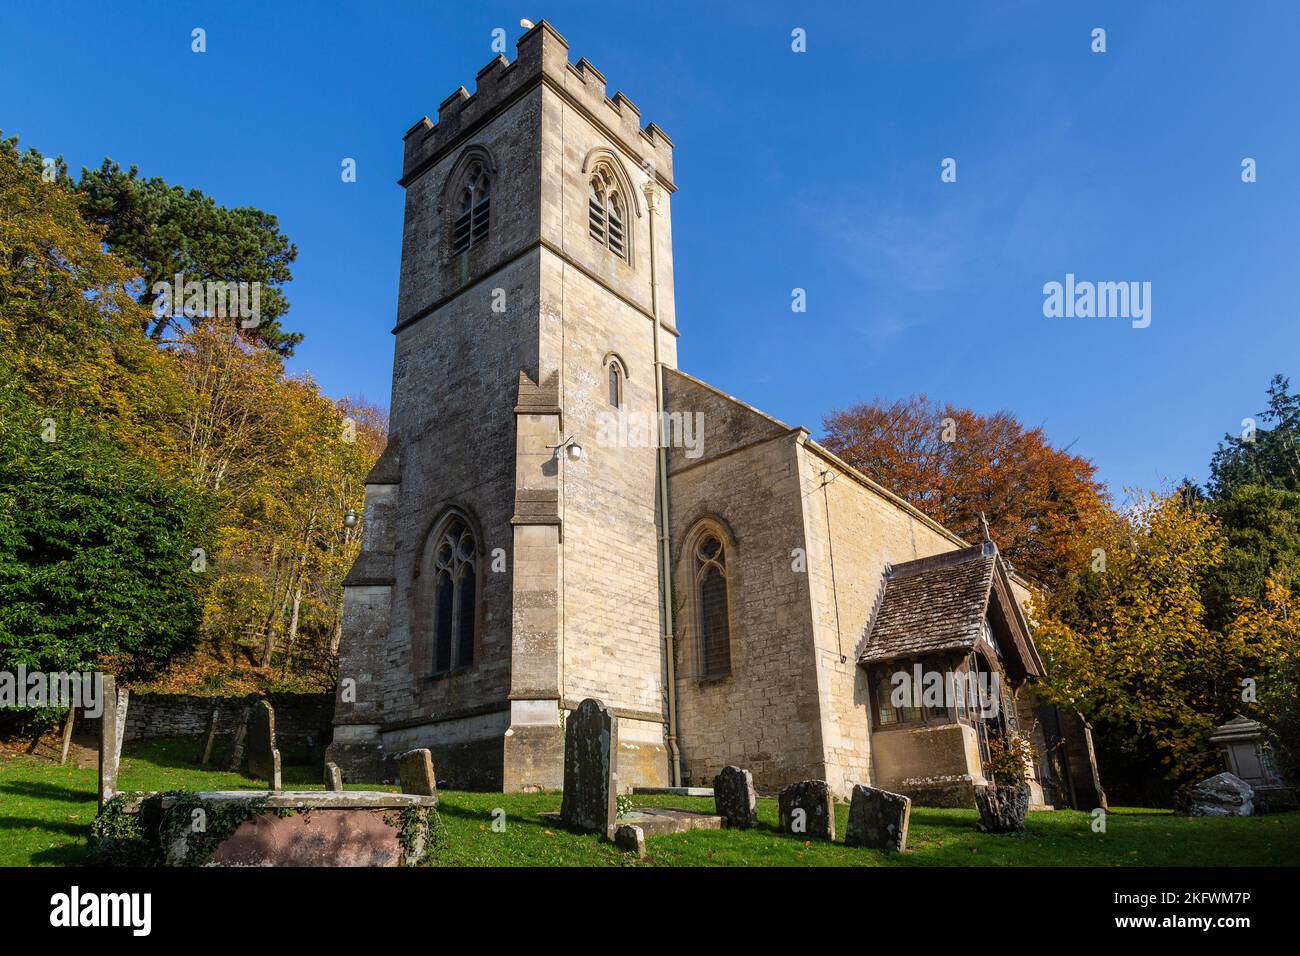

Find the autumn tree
[[1, 132, 300, 355], [155, 324, 383, 693], [822, 394, 1107, 584], [0, 142, 214, 681], [1031, 490, 1292, 801], [1, 133, 381, 696]]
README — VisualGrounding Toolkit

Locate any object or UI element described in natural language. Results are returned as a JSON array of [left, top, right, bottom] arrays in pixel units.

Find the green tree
[[78, 160, 300, 355], [1210, 374, 1300, 497], [1, 132, 300, 356], [0, 390, 214, 679], [1202, 484, 1300, 632], [1258, 653, 1300, 787]]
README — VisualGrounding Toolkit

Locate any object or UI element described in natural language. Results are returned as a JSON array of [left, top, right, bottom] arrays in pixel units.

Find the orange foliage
[[822, 394, 1108, 584]]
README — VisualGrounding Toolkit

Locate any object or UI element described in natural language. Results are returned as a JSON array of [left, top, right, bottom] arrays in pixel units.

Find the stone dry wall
[[81, 692, 333, 748]]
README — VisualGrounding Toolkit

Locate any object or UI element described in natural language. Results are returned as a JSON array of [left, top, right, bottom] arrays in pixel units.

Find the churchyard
[[2, 739, 1297, 866], [2, 692, 1297, 867]]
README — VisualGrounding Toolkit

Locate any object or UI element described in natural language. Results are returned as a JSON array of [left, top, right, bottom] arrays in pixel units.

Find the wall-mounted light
[[547, 436, 584, 462], [343, 508, 359, 529]]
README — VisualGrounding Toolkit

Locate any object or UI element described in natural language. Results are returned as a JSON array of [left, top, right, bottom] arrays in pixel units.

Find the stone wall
[[665, 370, 826, 793], [82, 692, 333, 748], [796, 437, 968, 798], [870, 723, 981, 805]]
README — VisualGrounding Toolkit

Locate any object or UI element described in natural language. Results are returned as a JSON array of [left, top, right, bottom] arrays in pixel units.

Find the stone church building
[[329, 21, 1104, 810]]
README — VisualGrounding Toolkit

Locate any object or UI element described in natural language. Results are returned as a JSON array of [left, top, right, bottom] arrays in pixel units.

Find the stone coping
[[541, 806, 723, 838], [115, 790, 439, 810], [632, 786, 714, 797], [618, 807, 723, 836]]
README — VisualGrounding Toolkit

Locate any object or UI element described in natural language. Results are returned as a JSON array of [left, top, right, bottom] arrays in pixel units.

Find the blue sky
[[3, 1, 1298, 499]]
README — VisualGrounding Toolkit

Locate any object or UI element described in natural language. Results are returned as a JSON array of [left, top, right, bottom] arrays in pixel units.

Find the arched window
[[429, 515, 477, 673], [603, 353, 628, 409], [451, 161, 490, 255], [608, 362, 622, 408], [588, 165, 627, 260], [693, 531, 731, 678]]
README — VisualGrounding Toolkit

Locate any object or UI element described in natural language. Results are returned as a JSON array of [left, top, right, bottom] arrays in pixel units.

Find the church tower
[[329, 21, 680, 791]]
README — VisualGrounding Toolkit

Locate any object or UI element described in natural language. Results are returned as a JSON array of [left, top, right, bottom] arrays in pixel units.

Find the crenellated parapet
[[400, 20, 674, 189]]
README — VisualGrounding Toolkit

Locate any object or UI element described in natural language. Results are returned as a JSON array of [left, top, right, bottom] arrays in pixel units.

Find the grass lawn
[[2, 737, 1297, 867]]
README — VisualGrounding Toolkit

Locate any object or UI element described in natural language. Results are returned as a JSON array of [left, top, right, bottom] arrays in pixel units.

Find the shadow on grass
[[0, 815, 88, 837], [29, 844, 88, 865], [120, 736, 323, 774], [0, 779, 94, 804]]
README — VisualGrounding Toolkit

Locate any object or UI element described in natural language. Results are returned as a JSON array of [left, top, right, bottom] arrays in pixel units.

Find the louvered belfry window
[[588, 166, 627, 260], [451, 162, 490, 255]]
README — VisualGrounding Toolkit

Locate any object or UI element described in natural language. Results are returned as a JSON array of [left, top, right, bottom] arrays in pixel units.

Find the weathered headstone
[[397, 749, 436, 797], [560, 698, 618, 836], [226, 705, 249, 771], [200, 707, 220, 765], [1184, 772, 1255, 817], [324, 761, 343, 791], [714, 766, 757, 829], [59, 705, 75, 766], [778, 779, 835, 841], [974, 783, 1030, 833], [97, 676, 130, 808], [614, 824, 646, 859], [844, 784, 910, 851], [245, 699, 281, 790]]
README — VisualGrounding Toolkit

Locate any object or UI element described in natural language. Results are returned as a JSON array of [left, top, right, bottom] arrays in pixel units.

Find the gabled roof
[[857, 542, 1043, 678], [858, 545, 996, 663]]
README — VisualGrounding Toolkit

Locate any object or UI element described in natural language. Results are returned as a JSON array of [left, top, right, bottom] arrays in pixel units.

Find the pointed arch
[[580, 147, 643, 218], [583, 148, 640, 263], [682, 516, 736, 680], [602, 351, 630, 408], [414, 505, 484, 675], [443, 144, 497, 259]]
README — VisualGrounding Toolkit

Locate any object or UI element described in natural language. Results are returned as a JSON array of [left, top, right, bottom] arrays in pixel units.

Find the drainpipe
[[645, 180, 682, 786]]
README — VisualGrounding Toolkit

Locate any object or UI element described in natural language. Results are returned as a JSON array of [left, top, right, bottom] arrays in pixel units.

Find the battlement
[[400, 20, 674, 189]]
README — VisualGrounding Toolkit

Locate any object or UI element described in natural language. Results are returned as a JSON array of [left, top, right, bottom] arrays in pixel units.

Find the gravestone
[[560, 698, 619, 836], [325, 761, 343, 791], [974, 783, 1030, 833], [714, 766, 757, 829], [97, 676, 130, 808], [844, 784, 911, 852], [397, 749, 437, 797], [614, 824, 646, 859], [59, 706, 75, 766], [245, 699, 282, 790], [1184, 772, 1255, 818], [200, 707, 220, 765], [226, 706, 249, 771], [778, 780, 835, 841]]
